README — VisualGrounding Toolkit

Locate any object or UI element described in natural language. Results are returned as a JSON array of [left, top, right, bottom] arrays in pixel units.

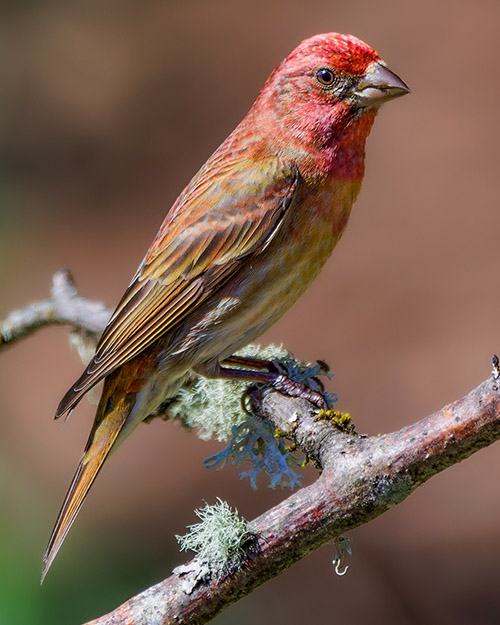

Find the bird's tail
[[41, 386, 137, 583]]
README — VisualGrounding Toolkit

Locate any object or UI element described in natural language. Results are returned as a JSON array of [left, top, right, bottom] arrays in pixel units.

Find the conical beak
[[352, 61, 410, 106]]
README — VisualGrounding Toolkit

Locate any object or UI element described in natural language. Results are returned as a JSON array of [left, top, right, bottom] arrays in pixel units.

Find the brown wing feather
[[56, 154, 297, 417]]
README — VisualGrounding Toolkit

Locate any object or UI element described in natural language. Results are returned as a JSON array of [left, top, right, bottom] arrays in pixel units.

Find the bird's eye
[[316, 68, 336, 87]]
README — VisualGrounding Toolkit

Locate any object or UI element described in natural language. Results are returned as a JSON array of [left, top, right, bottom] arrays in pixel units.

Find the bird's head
[[257, 33, 409, 163]]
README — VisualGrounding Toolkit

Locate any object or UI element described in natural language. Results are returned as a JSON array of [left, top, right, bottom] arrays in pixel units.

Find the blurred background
[[1, 1, 500, 623]]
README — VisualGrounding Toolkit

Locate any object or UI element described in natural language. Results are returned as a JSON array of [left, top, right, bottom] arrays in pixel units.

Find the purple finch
[[42, 32, 409, 580]]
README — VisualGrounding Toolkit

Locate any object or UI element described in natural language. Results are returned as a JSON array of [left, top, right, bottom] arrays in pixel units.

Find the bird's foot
[[195, 354, 329, 411]]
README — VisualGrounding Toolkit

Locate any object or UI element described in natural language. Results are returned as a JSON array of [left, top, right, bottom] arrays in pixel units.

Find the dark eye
[[316, 68, 336, 87]]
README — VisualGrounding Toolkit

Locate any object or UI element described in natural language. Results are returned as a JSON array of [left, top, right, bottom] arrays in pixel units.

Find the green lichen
[[175, 499, 253, 578]]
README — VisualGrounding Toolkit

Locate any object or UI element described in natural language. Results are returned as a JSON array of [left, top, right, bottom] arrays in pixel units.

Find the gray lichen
[[175, 499, 253, 579], [168, 343, 335, 489], [169, 343, 292, 441]]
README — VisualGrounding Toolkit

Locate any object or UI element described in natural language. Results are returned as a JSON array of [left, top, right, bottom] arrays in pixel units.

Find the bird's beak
[[352, 61, 410, 107]]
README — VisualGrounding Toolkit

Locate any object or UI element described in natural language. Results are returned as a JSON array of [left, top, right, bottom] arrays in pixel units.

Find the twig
[[0, 269, 110, 348]]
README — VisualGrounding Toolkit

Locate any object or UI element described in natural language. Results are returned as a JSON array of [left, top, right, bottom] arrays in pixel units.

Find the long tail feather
[[41, 391, 136, 582]]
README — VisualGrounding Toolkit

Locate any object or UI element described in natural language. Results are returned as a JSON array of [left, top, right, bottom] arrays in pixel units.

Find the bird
[[42, 32, 409, 580]]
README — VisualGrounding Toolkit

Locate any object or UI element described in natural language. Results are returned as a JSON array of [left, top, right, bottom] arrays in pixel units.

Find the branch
[[0, 270, 110, 349], [84, 377, 500, 625], [2, 273, 500, 624]]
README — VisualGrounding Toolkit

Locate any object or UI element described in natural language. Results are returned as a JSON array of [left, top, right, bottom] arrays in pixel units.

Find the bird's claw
[[241, 383, 265, 416]]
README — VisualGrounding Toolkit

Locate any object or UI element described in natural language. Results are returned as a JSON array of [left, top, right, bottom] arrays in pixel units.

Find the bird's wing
[[56, 154, 298, 417]]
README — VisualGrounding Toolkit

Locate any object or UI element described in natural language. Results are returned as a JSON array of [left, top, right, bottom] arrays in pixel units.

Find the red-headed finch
[[42, 32, 409, 580]]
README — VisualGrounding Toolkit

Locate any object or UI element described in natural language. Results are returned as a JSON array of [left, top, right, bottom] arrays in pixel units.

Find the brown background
[[1, 1, 500, 623]]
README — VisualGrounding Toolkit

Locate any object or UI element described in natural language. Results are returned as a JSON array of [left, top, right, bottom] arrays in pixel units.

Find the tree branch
[[2, 273, 500, 625], [0, 269, 110, 349], [84, 377, 500, 625]]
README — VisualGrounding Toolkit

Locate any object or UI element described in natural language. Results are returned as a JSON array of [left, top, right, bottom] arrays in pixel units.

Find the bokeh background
[[1, 1, 500, 623]]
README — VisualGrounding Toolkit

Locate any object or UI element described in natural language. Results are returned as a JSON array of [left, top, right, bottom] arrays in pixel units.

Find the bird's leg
[[222, 353, 326, 396], [222, 354, 275, 370], [195, 357, 328, 410]]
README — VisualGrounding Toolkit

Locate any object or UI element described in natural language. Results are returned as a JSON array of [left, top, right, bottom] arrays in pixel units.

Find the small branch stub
[[492, 354, 500, 390]]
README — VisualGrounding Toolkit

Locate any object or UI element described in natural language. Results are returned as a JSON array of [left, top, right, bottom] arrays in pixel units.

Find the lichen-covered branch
[[83, 376, 500, 625], [2, 273, 500, 625]]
